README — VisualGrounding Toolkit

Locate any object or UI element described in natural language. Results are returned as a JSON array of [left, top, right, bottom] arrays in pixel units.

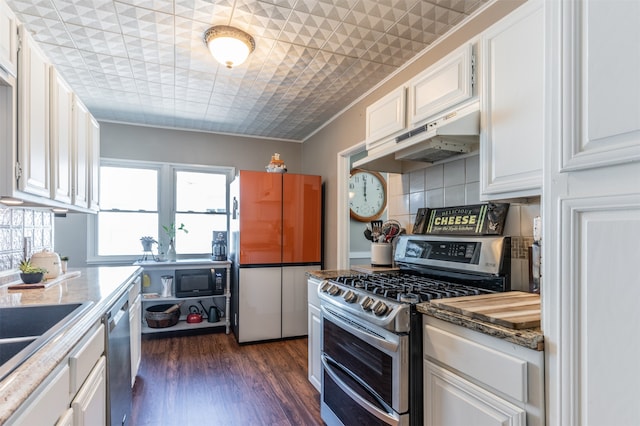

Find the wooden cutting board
[[7, 271, 81, 290], [429, 291, 540, 329]]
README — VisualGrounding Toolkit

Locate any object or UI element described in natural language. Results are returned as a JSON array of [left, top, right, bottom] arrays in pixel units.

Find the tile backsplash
[[387, 155, 540, 291], [0, 208, 54, 272]]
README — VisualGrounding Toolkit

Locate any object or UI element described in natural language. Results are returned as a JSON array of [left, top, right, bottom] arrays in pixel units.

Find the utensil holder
[[371, 243, 393, 266]]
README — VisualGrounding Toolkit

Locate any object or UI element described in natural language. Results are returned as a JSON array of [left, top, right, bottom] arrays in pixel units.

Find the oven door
[[321, 304, 409, 426]]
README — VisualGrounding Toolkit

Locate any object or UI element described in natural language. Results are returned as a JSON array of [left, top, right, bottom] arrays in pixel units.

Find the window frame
[[87, 158, 234, 264]]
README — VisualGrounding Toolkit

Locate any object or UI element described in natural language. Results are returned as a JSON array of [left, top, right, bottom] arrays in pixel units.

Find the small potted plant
[[19, 259, 48, 284], [60, 256, 69, 273]]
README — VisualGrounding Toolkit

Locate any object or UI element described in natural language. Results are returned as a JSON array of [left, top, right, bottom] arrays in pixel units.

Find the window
[[97, 165, 159, 256], [90, 160, 232, 263], [174, 170, 227, 254]]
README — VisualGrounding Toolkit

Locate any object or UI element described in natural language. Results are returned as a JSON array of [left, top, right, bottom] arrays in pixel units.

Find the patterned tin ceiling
[[6, 0, 488, 141]]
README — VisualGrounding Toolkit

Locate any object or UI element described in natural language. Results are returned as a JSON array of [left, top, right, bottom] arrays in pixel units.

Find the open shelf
[[141, 293, 228, 302], [142, 319, 226, 334]]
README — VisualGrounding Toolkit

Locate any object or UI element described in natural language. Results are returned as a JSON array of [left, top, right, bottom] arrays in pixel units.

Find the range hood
[[354, 101, 480, 174]]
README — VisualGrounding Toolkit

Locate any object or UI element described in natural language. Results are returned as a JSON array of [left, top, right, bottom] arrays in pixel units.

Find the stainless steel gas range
[[318, 234, 511, 426]]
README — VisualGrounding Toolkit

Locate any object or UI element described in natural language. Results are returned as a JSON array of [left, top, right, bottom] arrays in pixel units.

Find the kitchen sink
[[0, 302, 94, 381]]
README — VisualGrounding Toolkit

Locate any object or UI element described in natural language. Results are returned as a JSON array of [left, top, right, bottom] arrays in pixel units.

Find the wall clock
[[349, 168, 387, 222]]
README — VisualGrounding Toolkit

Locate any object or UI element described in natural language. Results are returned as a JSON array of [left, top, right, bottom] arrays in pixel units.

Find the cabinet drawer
[[128, 279, 141, 307], [11, 365, 70, 426], [424, 324, 527, 402], [69, 323, 105, 395]]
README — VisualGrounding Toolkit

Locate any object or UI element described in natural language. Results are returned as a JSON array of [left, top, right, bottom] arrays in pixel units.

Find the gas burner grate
[[333, 272, 492, 303]]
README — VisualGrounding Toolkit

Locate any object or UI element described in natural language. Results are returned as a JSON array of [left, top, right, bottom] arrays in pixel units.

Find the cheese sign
[[421, 203, 509, 235]]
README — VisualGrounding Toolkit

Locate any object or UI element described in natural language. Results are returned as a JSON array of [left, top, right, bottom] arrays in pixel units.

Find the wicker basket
[[145, 304, 180, 328]]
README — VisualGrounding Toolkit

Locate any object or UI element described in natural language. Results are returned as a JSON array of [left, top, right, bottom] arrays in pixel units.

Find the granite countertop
[[418, 302, 544, 351], [0, 266, 142, 423]]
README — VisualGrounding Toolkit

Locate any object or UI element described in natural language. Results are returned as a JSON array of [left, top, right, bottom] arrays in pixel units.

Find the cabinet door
[[365, 86, 406, 152], [237, 267, 281, 342], [17, 26, 50, 198], [0, 0, 17, 76], [282, 174, 322, 264], [307, 302, 321, 392], [50, 68, 73, 204], [129, 294, 141, 386], [72, 356, 107, 426], [282, 265, 316, 338], [88, 115, 100, 211], [408, 43, 474, 126], [424, 360, 525, 426], [239, 171, 282, 265], [480, 0, 544, 199], [72, 96, 89, 208], [544, 1, 640, 424]]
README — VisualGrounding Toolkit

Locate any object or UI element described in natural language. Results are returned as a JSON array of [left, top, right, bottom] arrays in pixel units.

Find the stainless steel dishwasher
[[105, 290, 132, 426]]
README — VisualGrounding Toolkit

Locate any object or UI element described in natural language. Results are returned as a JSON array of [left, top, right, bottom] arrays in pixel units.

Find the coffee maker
[[212, 231, 227, 261]]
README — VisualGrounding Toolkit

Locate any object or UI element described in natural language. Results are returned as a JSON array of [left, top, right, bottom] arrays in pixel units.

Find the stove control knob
[[343, 290, 358, 303], [360, 296, 374, 311], [328, 285, 342, 296], [320, 282, 332, 293], [372, 300, 389, 316]]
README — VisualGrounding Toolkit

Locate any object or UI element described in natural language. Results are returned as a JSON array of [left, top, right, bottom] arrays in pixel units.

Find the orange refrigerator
[[230, 170, 323, 343]]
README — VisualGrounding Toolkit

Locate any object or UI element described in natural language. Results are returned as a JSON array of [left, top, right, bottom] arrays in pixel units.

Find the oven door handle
[[321, 305, 400, 353], [322, 355, 401, 425]]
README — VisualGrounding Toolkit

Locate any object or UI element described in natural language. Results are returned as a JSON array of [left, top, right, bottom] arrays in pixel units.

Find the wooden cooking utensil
[[163, 301, 183, 314]]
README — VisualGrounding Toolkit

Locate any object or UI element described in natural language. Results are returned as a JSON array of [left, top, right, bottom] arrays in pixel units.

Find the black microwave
[[174, 268, 226, 298]]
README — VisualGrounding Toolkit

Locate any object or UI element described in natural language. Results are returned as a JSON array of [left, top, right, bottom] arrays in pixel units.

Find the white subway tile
[[444, 158, 465, 187], [426, 188, 444, 207], [444, 184, 466, 206], [465, 182, 480, 204], [409, 169, 425, 193], [425, 164, 444, 190], [409, 191, 425, 214], [465, 155, 480, 183]]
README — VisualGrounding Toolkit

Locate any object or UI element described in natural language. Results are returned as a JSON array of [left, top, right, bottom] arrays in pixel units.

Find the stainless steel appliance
[[319, 234, 511, 426], [105, 291, 132, 426]]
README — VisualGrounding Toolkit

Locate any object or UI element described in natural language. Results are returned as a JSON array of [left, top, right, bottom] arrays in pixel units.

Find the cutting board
[[429, 291, 540, 329], [7, 271, 81, 290]]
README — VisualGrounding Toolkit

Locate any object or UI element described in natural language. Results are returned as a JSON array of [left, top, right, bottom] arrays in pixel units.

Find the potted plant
[[19, 259, 48, 284], [60, 256, 69, 273], [162, 223, 188, 261]]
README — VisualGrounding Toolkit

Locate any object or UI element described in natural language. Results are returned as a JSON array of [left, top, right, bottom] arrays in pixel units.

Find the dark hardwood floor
[[131, 332, 322, 426]]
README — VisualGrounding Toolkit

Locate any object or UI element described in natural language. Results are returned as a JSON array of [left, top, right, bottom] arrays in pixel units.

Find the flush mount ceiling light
[[204, 25, 255, 69]]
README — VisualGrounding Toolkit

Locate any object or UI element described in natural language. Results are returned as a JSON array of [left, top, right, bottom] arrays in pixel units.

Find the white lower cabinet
[[7, 320, 108, 426], [10, 364, 70, 426], [236, 265, 318, 343], [56, 408, 74, 426], [423, 316, 544, 426], [129, 293, 142, 386], [307, 277, 322, 392], [71, 356, 106, 426], [424, 360, 525, 426], [237, 267, 282, 343]]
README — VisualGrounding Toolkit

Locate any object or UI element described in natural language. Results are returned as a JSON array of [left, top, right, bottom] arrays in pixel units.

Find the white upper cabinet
[[0, 0, 17, 77], [72, 96, 89, 209], [479, 0, 544, 200], [365, 85, 406, 152], [50, 68, 74, 204], [408, 43, 474, 126], [17, 25, 51, 198], [88, 114, 100, 211]]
